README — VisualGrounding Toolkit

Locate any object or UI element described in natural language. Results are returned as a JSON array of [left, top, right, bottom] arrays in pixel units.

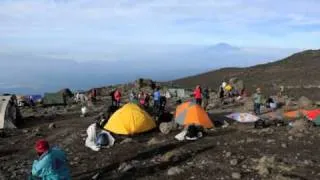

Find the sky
[[0, 0, 319, 61], [0, 0, 319, 93]]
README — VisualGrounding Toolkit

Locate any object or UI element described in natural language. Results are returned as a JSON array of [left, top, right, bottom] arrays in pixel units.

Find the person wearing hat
[[253, 88, 263, 115], [30, 139, 70, 180]]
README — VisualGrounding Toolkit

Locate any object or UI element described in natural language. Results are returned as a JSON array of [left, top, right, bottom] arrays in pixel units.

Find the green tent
[[313, 116, 320, 126], [43, 93, 66, 106]]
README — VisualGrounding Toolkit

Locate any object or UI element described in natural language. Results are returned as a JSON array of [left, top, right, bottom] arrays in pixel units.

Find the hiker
[[85, 120, 101, 151], [241, 88, 247, 97], [29, 95, 35, 107], [159, 96, 167, 113], [29, 139, 70, 180], [224, 83, 233, 97], [202, 87, 210, 110], [154, 96, 167, 120], [144, 93, 150, 108], [279, 86, 284, 97], [219, 83, 225, 102], [81, 106, 88, 117], [75, 92, 80, 103], [114, 89, 121, 107], [129, 90, 136, 102], [253, 88, 263, 115], [91, 89, 97, 102], [193, 85, 202, 105], [139, 91, 146, 106], [153, 87, 161, 113], [110, 90, 116, 106], [266, 97, 277, 111]]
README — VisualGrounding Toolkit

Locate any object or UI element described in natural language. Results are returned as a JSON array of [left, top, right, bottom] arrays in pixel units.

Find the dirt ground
[[1, 100, 320, 180]]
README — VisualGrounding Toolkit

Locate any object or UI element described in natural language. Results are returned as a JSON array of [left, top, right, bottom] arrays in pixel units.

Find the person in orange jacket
[[193, 85, 202, 105], [114, 89, 121, 107]]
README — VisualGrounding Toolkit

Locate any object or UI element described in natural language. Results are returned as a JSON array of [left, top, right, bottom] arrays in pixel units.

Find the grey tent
[[0, 95, 20, 129]]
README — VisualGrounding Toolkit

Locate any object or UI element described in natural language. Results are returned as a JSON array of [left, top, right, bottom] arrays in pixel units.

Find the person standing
[[129, 90, 136, 102], [91, 88, 97, 102], [153, 87, 161, 113], [29, 139, 70, 180], [139, 91, 146, 106], [114, 89, 121, 107], [193, 85, 202, 106], [202, 87, 210, 110], [253, 88, 263, 115]]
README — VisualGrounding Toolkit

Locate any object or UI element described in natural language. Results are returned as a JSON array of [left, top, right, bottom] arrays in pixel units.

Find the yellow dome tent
[[104, 103, 156, 135]]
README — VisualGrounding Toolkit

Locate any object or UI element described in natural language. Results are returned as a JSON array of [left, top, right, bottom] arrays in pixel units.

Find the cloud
[[0, 0, 319, 61]]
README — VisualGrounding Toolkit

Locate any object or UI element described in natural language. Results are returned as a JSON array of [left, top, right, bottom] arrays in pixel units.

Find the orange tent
[[283, 109, 307, 119], [175, 101, 214, 128]]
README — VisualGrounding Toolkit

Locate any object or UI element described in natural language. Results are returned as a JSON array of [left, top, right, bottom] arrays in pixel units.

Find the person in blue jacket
[[153, 87, 161, 114], [29, 139, 71, 180]]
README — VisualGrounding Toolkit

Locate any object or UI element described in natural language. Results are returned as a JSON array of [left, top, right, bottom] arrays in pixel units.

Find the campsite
[[1, 77, 320, 180]]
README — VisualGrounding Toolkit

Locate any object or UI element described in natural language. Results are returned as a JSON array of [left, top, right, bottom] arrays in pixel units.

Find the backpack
[[96, 133, 109, 146], [254, 119, 266, 129]]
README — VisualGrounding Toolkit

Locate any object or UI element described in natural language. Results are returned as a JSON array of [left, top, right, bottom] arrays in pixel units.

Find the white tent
[[0, 96, 19, 129]]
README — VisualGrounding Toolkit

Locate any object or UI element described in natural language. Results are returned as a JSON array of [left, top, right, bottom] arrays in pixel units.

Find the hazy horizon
[[0, 0, 319, 94]]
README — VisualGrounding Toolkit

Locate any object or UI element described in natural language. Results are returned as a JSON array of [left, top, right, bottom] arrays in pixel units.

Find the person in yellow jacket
[[224, 84, 233, 97]]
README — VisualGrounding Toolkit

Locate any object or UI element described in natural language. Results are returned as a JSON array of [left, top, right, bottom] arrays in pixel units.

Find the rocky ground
[[1, 93, 320, 180]]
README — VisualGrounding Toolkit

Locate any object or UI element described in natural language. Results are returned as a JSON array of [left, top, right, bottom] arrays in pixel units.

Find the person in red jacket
[[91, 89, 97, 102], [114, 89, 121, 107], [193, 85, 202, 106]]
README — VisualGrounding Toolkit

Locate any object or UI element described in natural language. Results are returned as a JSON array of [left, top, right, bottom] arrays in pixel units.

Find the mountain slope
[[173, 49, 320, 98]]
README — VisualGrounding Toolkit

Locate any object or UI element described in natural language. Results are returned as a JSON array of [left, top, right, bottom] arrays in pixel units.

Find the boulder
[[120, 138, 134, 144], [167, 167, 184, 176], [159, 121, 177, 134], [298, 96, 313, 108], [230, 159, 238, 166], [48, 123, 56, 129], [147, 137, 164, 146], [288, 120, 308, 136], [118, 162, 134, 173], [243, 99, 254, 111], [231, 172, 241, 179], [161, 150, 183, 162]]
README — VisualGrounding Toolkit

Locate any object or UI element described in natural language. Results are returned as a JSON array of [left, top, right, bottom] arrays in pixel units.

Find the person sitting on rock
[[29, 139, 70, 180]]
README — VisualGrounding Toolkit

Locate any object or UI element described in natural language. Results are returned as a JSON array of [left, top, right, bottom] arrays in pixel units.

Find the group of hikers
[[28, 81, 284, 179]]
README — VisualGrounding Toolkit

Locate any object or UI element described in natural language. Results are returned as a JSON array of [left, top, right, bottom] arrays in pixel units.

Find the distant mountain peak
[[209, 42, 241, 51]]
